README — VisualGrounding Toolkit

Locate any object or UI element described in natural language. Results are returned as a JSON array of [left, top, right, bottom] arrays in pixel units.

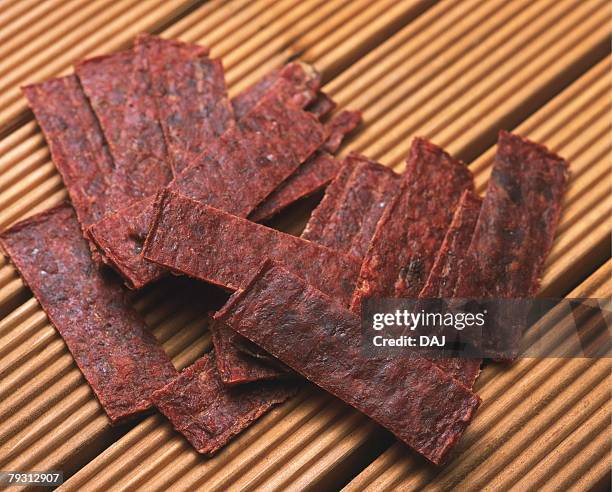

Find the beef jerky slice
[[151, 351, 296, 455], [248, 110, 362, 223], [144, 190, 360, 305], [302, 153, 400, 259], [22, 75, 113, 237], [215, 262, 481, 465], [454, 131, 568, 300], [231, 62, 320, 119], [453, 132, 568, 357], [0, 205, 177, 423], [350, 138, 474, 312], [87, 63, 323, 289], [418, 190, 484, 388], [139, 34, 234, 174], [76, 44, 172, 210], [211, 320, 291, 385]]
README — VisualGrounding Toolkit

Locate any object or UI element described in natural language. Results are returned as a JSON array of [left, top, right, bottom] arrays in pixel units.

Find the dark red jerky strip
[[139, 34, 234, 175], [419, 190, 483, 388], [151, 351, 296, 455], [144, 191, 360, 305], [215, 262, 481, 465], [248, 110, 362, 223], [22, 75, 113, 232], [303, 153, 400, 259], [77, 45, 172, 210], [453, 131, 569, 300], [211, 320, 291, 385], [86, 64, 323, 289], [87, 196, 161, 289], [350, 138, 474, 312], [169, 74, 325, 218], [321, 110, 363, 154], [0, 205, 177, 423], [419, 190, 483, 298], [231, 62, 320, 119], [300, 157, 355, 241]]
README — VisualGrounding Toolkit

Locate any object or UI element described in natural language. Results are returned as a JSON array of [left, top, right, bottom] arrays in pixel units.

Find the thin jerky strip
[[454, 131, 569, 299], [139, 34, 234, 175], [350, 138, 474, 312], [215, 262, 481, 465], [151, 351, 296, 455], [211, 320, 291, 385], [419, 190, 483, 388], [76, 45, 172, 210], [87, 64, 324, 289], [303, 153, 400, 259], [453, 132, 568, 356], [144, 191, 361, 305], [0, 205, 177, 423], [22, 75, 113, 234], [231, 63, 320, 120], [170, 71, 325, 218], [248, 110, 362, 223]]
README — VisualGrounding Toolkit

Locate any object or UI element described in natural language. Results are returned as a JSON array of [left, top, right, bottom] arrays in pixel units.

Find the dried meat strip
[[231, 63, 320, 120], [215, 261, 481, 465], [350, 138, 474, 312], [88, 63, 325, 289], [302, 153, 400, 259], [143, 190, 360, 305], [419, 190, 484, 388], [453, 131, 568, 300], [170, 71, 325, 218], [0, 204, 177, 423], [151, 351, 296, 455], [419, 190, 483, 298], [76, 44, 172, 211], [22, 75, 113, 239], [140, 34, 234, 175], [248, 110, 362, 223], [453, 132, 568, 356], [211, 320, 291, 385]]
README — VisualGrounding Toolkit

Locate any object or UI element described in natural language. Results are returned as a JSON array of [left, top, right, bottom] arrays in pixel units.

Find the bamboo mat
[[0, 1, 609, 491]]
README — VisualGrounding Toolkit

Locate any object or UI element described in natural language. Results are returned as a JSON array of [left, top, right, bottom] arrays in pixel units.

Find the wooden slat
[[344, 261, 610, 492], [50, 3, 610, 491]]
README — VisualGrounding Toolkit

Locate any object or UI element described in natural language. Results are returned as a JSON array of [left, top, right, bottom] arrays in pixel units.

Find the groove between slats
[[0, 0, 607, 490]]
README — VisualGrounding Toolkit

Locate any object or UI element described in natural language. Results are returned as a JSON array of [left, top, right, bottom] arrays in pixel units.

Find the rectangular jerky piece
[[140, 34, 234, 175], [419, 190, 484, 388], [211, 320, 291, 385], [22, 75, 113, 237], [453, 131, 569, 299], [453, 131, 568, 357], [76, 44, 172, 210], [87, 63, 324, 289], [302, 153, 400, 259], [170, 72, 325, 218], [231, 63, 320, 120], [248, 110, 362, 223], [151, 351, 296, 455], [0, 204, 177, 423], [144, 190, 360, 305], [215, 262, 481, 465], [350, 138, 474, 311]]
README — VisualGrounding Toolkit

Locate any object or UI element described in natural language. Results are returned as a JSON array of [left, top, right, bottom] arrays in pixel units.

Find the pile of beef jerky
[[1, 35, 568, 465]]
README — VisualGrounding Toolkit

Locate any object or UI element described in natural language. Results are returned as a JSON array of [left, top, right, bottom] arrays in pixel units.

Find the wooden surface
[[0, 1, 609, 491]]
